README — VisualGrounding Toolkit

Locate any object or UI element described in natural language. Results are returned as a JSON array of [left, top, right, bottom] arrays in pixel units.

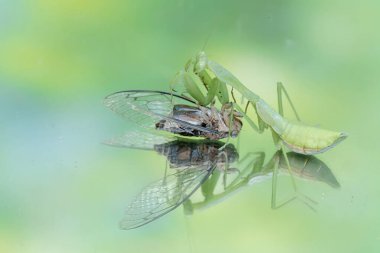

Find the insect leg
[[207, 152, 266, 202], [270, 151, 301, 209], [230, 88, 237, 103], [241, 152, 265, 178], [169, 70, 185, 104], [189, 152, 267, 212], [227, 102, 235, 140], [216, 81, 229, 105], [217, 102, 236, 151], [280, 144, 298, 192], [223, 152, 265, 191], [220, 150, 231, 190], [234, 103, 263, 133], [277, 82, 301, 121], [271, 153, 281, 209], [207, 60, 260, 103], [162, 159, 169, 185], [270, 150, 317, 210], [271, 177, 316, 211], [244, 101, 250, 113], [201, 169, 221, 200]]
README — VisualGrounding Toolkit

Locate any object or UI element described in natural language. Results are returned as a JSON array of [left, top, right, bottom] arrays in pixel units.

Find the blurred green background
[[1, 0, 379, 252]]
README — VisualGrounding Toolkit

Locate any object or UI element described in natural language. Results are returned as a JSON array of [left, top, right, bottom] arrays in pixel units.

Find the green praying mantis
[[170, 51, 348, 158], [103, 48, 347, 230]]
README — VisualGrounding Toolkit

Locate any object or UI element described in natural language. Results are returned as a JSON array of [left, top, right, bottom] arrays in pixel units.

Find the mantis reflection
[[106, 133, 339, 230], [184, 150, 340, 215]]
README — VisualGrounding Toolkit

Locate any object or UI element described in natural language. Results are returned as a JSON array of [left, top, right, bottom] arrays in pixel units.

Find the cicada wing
[[104, 90, 172, 129], [120, 164, 215, 230], [171, 70, 193, 98], [104, 90, 219, 135], [103, 131, 175, 150]]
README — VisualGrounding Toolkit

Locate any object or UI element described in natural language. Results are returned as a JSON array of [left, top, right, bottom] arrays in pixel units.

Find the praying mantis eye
[[195, 51, 208, 73]]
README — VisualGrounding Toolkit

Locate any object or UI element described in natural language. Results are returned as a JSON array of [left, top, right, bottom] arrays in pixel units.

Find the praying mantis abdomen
[[280, 122, 347, 155], [256, 99, 347, 155]]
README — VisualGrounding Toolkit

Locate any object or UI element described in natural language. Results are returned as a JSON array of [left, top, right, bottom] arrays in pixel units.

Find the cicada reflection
[[117, 137, 239, 229]]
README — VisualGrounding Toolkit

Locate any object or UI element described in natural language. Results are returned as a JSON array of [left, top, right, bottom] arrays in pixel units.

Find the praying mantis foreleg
[[180, 70, 219, 106], [171, 53, 230, 107]]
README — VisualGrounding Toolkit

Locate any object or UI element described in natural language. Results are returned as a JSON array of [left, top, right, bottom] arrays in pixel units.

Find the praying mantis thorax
[[255, 99, 287, 135]]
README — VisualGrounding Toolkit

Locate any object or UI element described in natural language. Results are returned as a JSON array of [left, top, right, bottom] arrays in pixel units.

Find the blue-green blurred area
[[1, 0, 379, 252]]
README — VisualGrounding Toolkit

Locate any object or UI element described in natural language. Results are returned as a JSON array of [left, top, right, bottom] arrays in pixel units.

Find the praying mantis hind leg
[[271, 146, 318, 211], [271, 151, 300, 210], [271, 153, 283, 209], [280, 143, 298, 192], [270, 131, 315, 210], [277, 82, 301, 121], [271, 151, 303, 209]]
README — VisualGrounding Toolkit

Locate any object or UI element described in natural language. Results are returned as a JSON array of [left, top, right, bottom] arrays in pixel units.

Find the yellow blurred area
[[35, 0, 122, 22], [0, 37, 94, 89]]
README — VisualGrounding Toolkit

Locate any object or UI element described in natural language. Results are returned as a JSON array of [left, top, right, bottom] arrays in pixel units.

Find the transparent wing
[[103, 131, 175, 150], [170, 70, 192, 97], [104, 90, 219, 135], [120, 164, 215, 230]]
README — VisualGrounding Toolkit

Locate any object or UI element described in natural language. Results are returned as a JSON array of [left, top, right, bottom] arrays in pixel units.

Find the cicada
[[104, 90, 242, 140]]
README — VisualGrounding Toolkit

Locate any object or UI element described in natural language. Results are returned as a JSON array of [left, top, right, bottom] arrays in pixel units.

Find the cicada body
[[104, 90, 242, 140]]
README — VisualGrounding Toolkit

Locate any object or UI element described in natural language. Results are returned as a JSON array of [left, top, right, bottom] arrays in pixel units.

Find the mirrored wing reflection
[[103, 131, 175, 150], [119, 139, 239, 230], [120, 165, 214, 230], [104, 90, 219, 136]]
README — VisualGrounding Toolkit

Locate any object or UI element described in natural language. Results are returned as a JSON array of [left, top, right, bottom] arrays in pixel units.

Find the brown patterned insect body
[[155, 104, 242, 140]]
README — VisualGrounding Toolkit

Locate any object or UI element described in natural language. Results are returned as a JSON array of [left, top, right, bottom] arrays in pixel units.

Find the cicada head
[[221, 103, 243, 138]]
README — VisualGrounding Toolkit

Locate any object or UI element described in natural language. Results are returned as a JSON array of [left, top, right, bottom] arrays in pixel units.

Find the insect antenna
[[201, 31, 213, 51]]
